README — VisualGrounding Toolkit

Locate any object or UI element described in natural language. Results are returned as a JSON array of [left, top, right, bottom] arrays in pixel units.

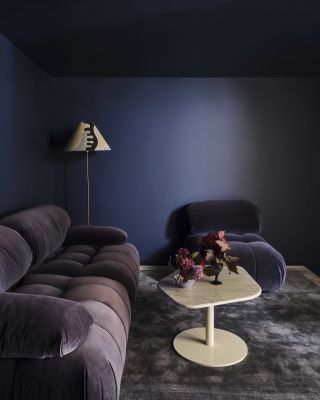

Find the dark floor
[[142, 268, 171, 281], [306, 265, 320, 276], [120, 266, 320, 400]]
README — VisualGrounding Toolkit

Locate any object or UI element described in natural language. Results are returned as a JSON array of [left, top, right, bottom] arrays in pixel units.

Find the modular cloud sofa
[[184, 200, 286, 291], [0, 205, 139, 400]]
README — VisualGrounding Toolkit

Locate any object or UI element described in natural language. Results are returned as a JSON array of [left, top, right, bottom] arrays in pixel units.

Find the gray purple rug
[[120, 266, 320, 400]]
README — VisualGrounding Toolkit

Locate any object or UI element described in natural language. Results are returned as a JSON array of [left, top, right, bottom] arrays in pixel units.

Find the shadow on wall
[[0, 33, 51, 215], [49, 132, 70, 210], [49, 131, 87, 213], [142, 204, 188, 266]]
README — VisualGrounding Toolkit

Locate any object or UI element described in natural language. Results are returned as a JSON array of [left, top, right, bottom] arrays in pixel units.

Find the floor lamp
[[64, 121, 111, 225]]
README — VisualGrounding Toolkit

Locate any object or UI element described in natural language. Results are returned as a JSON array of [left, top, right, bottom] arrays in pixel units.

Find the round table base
[[173, 327, 248, 367]]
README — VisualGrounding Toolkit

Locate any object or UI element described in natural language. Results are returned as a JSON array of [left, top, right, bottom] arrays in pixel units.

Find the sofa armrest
[[0, 293, 92, 358], [65, 225, 128, 246]]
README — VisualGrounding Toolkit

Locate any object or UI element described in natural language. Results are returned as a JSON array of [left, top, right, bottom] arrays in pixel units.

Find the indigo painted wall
[[0, 33, 52, 215], [52, 78, 320, 266]]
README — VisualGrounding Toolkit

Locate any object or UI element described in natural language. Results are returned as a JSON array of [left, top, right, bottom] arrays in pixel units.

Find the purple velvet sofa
[[0, 205, 139, 400], [184, 200, 286, 291]]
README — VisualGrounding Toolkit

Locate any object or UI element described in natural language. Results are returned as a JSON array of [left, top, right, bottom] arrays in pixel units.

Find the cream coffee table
[[158, 267, 261, 367]]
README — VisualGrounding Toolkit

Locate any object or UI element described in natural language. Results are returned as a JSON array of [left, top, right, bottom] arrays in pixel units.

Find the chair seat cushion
[[225, 233, 266, 243], [185, 232, 265, 250], [185, 232, 285, 291]]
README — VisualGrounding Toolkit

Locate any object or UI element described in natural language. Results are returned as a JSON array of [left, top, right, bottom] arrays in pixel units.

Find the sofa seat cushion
[[7, 273, 131, 399], [29, 242, 139, 306]]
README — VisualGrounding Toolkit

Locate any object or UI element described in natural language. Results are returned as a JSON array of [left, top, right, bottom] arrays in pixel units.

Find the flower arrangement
[[172, 231, 239, 286], [173, 248, 203, 285], [194, 231, 239, 284]]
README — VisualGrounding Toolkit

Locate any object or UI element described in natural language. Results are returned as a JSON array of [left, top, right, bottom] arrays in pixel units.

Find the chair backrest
[[0, 205, 71, 269], [0, 225, 32, 291], [185, 200, 262, 235]]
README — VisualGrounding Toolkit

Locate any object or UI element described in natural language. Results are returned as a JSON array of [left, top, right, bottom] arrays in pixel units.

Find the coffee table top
[[157, 267, 261, 309]]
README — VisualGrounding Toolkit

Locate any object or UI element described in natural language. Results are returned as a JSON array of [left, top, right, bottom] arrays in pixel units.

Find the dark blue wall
[[52, 78, 320, 266], [2, 30, 320, 269], [0, 33, 52, 214]]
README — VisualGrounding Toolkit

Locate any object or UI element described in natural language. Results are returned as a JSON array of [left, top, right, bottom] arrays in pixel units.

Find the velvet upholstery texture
[[185, 200, 286, 291], [8, 274, 132, 399], [0, 226, 32, 292], [0, 205, 71, 268], [65, 225, 128, 246], [0, 293, 92, 358], [186, 199, 262, 234], [0, 205, 140, 400], [32, 242, 139, 306]]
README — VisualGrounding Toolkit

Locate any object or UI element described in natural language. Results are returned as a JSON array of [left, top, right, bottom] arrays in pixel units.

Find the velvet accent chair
[[184, 200, 286, 291], [0, 205, 139, 400]]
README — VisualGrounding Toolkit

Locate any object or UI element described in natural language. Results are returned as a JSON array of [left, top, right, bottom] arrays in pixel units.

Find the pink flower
[[176, 248, 190, 258], [216, 240, 230, 252], [216, 231, 226, 241], [193, 266, 203, 280], [172, 233, 240, 283]]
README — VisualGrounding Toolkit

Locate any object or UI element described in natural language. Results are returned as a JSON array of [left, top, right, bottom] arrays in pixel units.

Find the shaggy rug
[[120, 266, 320, 400]]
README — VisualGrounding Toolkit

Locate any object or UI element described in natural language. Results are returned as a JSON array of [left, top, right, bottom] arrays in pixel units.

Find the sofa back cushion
[[0, 226, 32, 291], [0, 205, 71, 269], [185, 200, 262, 235]]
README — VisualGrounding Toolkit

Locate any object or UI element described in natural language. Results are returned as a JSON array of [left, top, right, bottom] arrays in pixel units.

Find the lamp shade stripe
[[64, 122, 111, 152]]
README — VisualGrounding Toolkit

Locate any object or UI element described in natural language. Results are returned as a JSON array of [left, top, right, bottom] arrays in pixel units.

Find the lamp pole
[[64, 122, 111, 226], [86, 150, 90, 225]]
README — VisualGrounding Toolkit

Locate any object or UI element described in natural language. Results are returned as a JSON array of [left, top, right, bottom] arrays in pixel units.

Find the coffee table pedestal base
[[173, 327, 248, 367]]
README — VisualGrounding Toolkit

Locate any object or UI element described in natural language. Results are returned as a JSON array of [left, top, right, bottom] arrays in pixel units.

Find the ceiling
[[1, 0, 320, 76]]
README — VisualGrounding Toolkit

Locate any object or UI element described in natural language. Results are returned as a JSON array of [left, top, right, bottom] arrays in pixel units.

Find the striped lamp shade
[[64, 121, 111, 152]]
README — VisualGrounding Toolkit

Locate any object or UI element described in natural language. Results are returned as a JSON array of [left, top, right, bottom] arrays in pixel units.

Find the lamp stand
[[64, 122, 110, 225], [86, 151, 90, 225]]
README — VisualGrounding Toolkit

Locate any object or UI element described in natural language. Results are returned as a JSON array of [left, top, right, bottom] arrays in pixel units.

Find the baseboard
[[141, 264, 316, 274], [142, 264, 305, 270], [287, 265, 320, 285], [286, 265, 307, 271], [140, 265, 171, 271]]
